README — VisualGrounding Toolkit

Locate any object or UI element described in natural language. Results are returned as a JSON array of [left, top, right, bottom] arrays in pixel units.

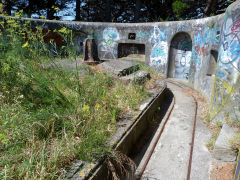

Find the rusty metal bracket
[[83, 38, 99, 64]]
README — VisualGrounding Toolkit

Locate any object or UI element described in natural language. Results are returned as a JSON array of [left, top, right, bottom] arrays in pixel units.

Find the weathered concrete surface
[[137, 82, 194, 179], [42, 58, 84, 70], [139, 98, 153, 111], [190, 114, 212, 180], [98, 60, 139, 76], [213, 124, 237, 162], [119, 70, 150, 83], [135, 82, 212, 180], [63, 160, 84, 179]]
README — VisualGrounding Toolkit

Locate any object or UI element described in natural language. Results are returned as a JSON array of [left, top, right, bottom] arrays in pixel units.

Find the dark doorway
[[118, 43, 145, 61], [206, 50, 218, 76], [167, 32, 192, 80]]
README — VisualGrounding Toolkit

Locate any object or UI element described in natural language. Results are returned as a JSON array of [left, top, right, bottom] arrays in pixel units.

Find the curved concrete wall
[[209, 0, 240, 120], [1, 0, 239, 120]]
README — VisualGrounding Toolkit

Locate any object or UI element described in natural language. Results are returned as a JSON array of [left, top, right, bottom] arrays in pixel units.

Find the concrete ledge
[[98, 60, 139, 76], [119, 70, 150, 84], [213, 124, 237, 162]]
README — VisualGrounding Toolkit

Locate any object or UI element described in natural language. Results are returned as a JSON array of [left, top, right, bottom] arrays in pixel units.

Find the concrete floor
[[135, 81, 212, 180]]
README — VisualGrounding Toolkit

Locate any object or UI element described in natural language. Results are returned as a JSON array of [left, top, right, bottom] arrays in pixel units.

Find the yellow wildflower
[[116, 142, 120, 147], [79, 170, 85, 177], [7, 20, 15, 24], [90, 163, 95, 168], [59, 27, 67, 33], [82, 105, 90, 111], [95, 103, 100, 110], [133, 115, 138, 120], [22, 41, 29, 48]]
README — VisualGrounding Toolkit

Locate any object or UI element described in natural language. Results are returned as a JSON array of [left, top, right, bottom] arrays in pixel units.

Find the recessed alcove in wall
[[206, 50, 218, 76], [118, 43, 145, 61], [128, 33, 136, 40], [167, 32, 192, 80]]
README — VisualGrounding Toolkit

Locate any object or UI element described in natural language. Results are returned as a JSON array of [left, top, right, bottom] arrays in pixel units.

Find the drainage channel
[[83, 81, 173, 180], [133, 93, 175, 179], [75, 80, 198, 180], [133, 80, 198, 180]]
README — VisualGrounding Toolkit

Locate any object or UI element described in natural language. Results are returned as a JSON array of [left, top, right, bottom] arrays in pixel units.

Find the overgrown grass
[[0, 15, 150, 179], [207, 125, 221, 150]]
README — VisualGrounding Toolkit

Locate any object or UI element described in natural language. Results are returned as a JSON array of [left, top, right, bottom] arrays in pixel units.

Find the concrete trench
[[134, 81, 202, 180], [71, 79, 213, 180], [88, 81, 174, 180]]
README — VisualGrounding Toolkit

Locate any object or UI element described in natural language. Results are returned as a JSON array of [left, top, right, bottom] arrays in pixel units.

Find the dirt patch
[[210, 162, 236, 180], [181, 87, 209, 122]]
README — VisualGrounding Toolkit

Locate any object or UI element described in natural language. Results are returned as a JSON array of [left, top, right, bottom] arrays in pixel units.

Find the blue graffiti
[[103, 27, 119, 41], [211, 24, 220, 45], [231, 41, 240, 64], [151, 45, 166, 58], [150, 26, 168, 44], [136, 31, 150, 39]]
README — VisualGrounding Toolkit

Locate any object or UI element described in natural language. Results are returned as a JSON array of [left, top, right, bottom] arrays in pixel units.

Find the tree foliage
[[0, 0, 237, 22]]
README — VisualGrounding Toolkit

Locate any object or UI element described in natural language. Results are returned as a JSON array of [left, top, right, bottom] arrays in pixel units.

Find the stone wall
[[1, 0, 240, 121]]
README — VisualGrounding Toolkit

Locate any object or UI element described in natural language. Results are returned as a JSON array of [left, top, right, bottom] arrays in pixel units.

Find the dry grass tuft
[[105, 151, 136, 180], [181, 87, 209, 123]]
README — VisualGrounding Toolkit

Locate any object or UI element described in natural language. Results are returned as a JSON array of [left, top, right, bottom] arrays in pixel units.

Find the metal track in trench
[[136, 80, 198, 180]]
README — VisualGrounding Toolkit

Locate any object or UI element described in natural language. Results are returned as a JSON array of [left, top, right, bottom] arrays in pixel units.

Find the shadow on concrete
[[129, 89, 174, 166]]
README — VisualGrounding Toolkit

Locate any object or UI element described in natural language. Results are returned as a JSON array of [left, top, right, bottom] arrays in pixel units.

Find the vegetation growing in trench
[[0, 16, 154, 179]]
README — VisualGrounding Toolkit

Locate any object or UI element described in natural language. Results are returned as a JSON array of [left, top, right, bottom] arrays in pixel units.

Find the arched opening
[[206, 50, 218, 76], [167, 32, 192, 80]]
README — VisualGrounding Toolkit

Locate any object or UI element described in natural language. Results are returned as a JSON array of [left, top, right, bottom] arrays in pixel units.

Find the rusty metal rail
[[167, 80, 198, 180], [137, 80, 198, 180]]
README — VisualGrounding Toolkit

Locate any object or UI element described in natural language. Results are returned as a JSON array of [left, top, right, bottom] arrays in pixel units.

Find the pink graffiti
[[230, 19, 240, 32], [230, 18, 240, 42], [193, 25, 203, 35], [212, 44, 219, 50], [195, 45, 207, 56]]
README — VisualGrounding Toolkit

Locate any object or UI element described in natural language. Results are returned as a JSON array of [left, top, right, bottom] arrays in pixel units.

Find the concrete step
[[213, 124, 237, 162], [98, 60, 139, 76]]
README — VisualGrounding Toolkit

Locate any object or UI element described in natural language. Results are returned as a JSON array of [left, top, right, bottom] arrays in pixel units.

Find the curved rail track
[[136, 80, 198, 180]]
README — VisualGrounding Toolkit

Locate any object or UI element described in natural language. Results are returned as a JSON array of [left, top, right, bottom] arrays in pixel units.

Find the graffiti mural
[[209, 7, 240, 119], [98, 27, 119, 59], [174, 49, 192, 79], [189, 23, 221, 80], [191, 25, 208, 73], [176, 24, 189, 32], [136, 30, 150, 40], [150, 41, 168, 66], [149, 26, 168, 67], [211, 24, 221, 49], [168, 32, 192, 80], [66, 23, 83, 31]]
